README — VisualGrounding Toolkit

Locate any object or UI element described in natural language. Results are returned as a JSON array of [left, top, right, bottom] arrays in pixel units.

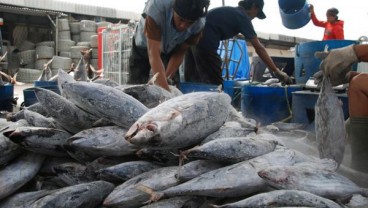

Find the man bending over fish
[[314, 44, 368, 173]]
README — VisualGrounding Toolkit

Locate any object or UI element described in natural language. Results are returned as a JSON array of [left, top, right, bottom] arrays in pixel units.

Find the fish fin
[[216, 85, 223, 93], [338, 99, 343, 107], [136, 184, 164, 202], [147, 72, 159, 85]]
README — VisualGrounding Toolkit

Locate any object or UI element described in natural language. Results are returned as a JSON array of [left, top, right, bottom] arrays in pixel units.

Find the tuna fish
[[97, 161, 161, 182], [0, 133, 22, 167], [103, 166, 180, 207], [210, 190, 341, 208], [0, 152, 45, 200], [115, 84, 177, 108], [183, 137, 278, 163], [23, 109, 57, 128], [125, 92, 232, 150], [61, 82, 149, 128], [143, 149, 296, 200], [258, 165, 368, 200], [0, 190, 55, 208], [56, 68, 76, 97], [4, 126, 72, 157], [30, 181, 114, 208], [34, 87, 98, 133], [315, 77, 346, 165], [175, 160, 224, 182], [64, 126, 138, 158]]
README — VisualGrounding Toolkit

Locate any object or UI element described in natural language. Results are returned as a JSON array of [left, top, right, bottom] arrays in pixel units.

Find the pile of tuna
[[0, 69, 367, 208]]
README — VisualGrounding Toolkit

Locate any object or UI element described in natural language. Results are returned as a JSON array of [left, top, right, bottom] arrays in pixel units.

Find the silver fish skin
[[98, 161, 161, 182], [201, 125, 254, 144], [93, 78, 120, 87], [103, 166, 180, 208], [126, 92, 232, 150], [115, 84, 177, 108], [30, 181, 115, 208], [185, 137, 277, 163], [34, 87, 98, 133], [62, 82, 149, 128], [7, 102, 49, 122], [315, 77, 346, 165], [66, 126, 138, 158], [57, 68, 76, 97], [4, 126, 71, 157], [151, 149, 296, 199], [140, 196, 206, 208], [23, 109, 57, 128], [176, 160, 224, 182], [258, 165, 368, 200], [0, 133, 22, 167], [0, 152, 45, 200], [211, 190, 341, 208], [0, 190, 55, 208]]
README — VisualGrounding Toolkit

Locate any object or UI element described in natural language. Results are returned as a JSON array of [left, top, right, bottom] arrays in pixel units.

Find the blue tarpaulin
[[218, 39, 250, 80]]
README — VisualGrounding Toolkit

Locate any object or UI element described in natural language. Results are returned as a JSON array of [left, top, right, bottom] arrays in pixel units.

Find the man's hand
[[274, 70, 292, 85], [314, 44, 358, 86]]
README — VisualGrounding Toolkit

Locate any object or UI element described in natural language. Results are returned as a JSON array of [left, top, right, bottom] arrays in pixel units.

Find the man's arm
[[147, 38, 170, 91], [144, 16, 170, 91], [250, 37, 291, 84]]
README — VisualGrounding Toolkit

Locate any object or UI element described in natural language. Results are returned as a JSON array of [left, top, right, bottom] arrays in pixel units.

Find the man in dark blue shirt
[[184, 0, 292, 85]]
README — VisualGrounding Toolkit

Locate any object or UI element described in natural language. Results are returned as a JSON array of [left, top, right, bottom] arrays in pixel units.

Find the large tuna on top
[[61, 82, 149, 129], [125, 92, 232, 150], [315, 77, 346, 165]]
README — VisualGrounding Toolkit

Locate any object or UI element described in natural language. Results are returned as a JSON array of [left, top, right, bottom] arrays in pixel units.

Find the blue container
[[23, 86, 60, 107], [0, 84, 14, 112], [179, 82, 219, 94], [279, 0, 310, 29], [294, 40, 358, 84], [241, 84, 304, 126], [34, 80, 58, 87]]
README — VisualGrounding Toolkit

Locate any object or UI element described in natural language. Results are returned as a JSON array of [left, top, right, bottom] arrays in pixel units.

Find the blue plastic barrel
[[23, 86, 60, 107], [241, 84, 304, 126], [179, 82, 219, 94], [34, 80, 58, 87], [0, 84, 14, 112], [279, 0, 310, 29], [294, 40, 358, 84]]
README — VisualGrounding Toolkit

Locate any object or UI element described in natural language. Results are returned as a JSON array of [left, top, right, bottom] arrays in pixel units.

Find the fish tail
[[362, 188, 368, 197], [135, 184, 164, 202]]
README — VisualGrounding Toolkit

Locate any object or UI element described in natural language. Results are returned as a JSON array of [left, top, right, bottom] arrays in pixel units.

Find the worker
[[309, 4, 344, 40], [183, 0, 292, 86], [314, 44, 368, 173], [128, 0, 210, 91]]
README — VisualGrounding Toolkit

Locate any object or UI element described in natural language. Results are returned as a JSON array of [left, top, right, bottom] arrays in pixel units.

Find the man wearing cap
[[184, 0, 292, 86], [310, 4, 345, 40], [128, 0, 210, 91]]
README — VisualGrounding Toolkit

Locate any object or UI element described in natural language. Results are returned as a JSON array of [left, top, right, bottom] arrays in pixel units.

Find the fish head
[[125, 122, 161, 147]]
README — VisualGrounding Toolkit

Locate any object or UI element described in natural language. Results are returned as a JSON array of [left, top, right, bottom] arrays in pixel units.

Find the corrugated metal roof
[[0, 3, 66, 16], [0, 0, 140, 20]]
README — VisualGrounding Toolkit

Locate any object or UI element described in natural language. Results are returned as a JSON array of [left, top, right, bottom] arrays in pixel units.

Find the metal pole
[[222, 0, 225, 6]]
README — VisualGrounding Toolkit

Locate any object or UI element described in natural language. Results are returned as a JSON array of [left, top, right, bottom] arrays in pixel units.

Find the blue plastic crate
[[0, 84, 14, 112]]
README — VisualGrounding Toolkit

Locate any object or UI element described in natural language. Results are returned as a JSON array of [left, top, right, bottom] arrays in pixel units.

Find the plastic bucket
[[279, 0, 310, 29], [294, 40, 358, 84], [23, 86, 60, 107], [0, 84, 14, 112], [241, 84, 304, 126]]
